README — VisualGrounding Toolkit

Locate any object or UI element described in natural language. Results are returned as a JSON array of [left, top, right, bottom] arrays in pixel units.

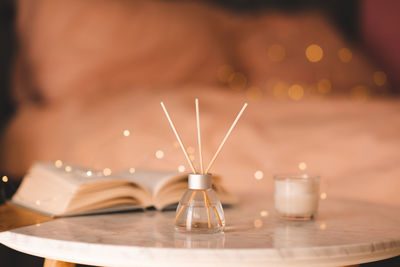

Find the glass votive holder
[[273, 174, 320, 220]]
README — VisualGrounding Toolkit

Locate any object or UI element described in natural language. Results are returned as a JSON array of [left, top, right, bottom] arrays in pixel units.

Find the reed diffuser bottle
[[174, 174, 225, 233], [161, 98, 247, 234]]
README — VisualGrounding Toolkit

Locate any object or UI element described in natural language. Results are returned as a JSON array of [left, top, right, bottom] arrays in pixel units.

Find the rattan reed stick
[[161, 102, 197, 174], [195, 99, 204, 174], [205, 103, 248, 174]]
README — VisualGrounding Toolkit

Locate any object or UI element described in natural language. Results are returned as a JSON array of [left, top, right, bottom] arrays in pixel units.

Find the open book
[[11, 162, 237, 217]]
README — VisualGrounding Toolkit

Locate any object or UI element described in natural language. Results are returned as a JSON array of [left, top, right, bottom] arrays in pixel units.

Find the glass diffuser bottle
[[174, 174, 225, 233], [161, 99, 247, 234]]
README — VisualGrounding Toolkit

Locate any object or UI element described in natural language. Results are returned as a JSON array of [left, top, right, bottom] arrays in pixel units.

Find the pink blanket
[[2, 87, 400, 207], [3, 0, 398, 207]]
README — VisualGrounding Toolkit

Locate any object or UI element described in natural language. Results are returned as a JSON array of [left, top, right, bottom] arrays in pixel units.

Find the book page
[[114, 169, 185, 196]]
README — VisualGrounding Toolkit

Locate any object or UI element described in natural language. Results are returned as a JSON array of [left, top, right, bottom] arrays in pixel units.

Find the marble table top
[[1, 196, 400, 267]]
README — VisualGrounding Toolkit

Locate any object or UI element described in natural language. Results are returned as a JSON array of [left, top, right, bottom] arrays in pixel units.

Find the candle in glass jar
[[274, 174, 320, 220]]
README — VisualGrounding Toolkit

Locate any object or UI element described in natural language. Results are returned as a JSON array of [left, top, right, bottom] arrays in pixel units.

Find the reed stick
[[174, 190, 198, 224], [205, 192, 222, 227], [211, 206, 223, 227], [205, 103, 248, 174], [202, 190, 212, 228], [161, 102, 197, 174], [195, 99, 204, 174]]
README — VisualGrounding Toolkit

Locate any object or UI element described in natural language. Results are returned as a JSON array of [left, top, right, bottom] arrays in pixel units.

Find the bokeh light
[[254, 219, 263, 228], [254, 170, 264, 180], [298, 162, 307, 170], [320, 192, 327, 200], [178, 165, 185, 173], [123, 129, 130, 137], [129, 167, 136, 174], [54, 160, 63, 168], [2, 176, 8, 183], [373, 71, 387, 86], [103, 168, 112, 176], [267, 44, 286, 62], [338, 48, 352, 63], [65, 166, 72, 172], [173, 141, 180, 149], [260, 210, 269, 217], [273, 81, 289, 99], [288, 84, 304, 101], [305, 44, 323, 62], [217, 65, 234, 83], [317, 79, 332, 94], [155, 150, 165, 159], [228, 72, 247, 90]]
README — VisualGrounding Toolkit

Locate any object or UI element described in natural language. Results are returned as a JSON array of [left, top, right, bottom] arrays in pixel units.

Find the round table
[[1, 196, 400, 267]]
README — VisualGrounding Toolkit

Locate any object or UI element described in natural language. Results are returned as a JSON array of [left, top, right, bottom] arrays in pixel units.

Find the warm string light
[[103, 168, 112, 176], [338, 48, 352, 63], [155, 150, 165, 159], [254, 171, 264, 180], [305, 44, 323, 62], [178, 165, 185, 173], [288, 84, 304, 101], [2, 176, 8, 183], [217, 65, 235, 83], [55, 160, 63, 168], [254, 219, 263, 228], [173, 141, 180, 149], [220, 44, 375, 100], [273, 81, 289, 99], [298, 162, 307, 170], [260, 210, 269, 217], [317, 79, 332, 94]]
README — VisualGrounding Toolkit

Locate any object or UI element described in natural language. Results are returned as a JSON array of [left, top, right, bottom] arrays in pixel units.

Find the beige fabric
[[13, 0, 385, 105], [2, 87, 400, 207], [2, 0, 398, 207]]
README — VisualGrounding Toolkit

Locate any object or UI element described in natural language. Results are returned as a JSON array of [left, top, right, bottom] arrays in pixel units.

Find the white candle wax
[[274, 175, 320, 219]]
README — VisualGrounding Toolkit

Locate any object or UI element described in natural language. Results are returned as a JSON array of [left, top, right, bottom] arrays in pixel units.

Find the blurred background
[[1, 0, 400, 266]]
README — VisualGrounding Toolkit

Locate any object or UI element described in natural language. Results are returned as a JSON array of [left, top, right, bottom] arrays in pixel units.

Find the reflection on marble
[[0, 196, 400, 267], [174, 232, 225, 249]]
